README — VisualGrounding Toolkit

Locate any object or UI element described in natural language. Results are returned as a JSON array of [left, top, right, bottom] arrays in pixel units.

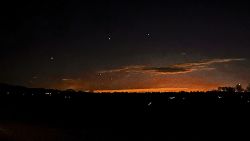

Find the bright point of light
[[64, 96, 71, 99], [218, 96, 222, 99], [169, 97, 175, 100], [45, 92, 52, 95], [148, 102, 152, 106]]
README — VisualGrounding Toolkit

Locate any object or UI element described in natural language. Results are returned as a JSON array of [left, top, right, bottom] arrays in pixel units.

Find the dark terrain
[[0, 83, 250, 141]]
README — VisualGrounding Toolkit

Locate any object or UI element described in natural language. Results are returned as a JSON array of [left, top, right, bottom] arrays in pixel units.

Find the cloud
[[99, 58, 245, 75], [141, 66, 194, 74], [175, 58, 245, 68], [99, 66, 143, 73]]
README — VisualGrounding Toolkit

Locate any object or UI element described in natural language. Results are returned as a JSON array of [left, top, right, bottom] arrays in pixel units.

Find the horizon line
[[94, 88, 208, 93]]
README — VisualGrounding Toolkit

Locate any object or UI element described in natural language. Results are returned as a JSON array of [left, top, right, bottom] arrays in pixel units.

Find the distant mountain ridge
[[0, 83, 28, 90]]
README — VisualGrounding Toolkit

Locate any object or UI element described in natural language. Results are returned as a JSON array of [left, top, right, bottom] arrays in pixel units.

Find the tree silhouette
[[247, 83, 250, 92], [218, 87, 235, 92]]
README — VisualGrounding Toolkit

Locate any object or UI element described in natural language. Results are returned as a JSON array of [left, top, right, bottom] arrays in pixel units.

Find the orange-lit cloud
[[99, 58, 245, 75], [175, 58, 245, 68]]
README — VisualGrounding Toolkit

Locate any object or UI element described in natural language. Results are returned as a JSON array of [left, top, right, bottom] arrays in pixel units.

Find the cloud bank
[[99, 58, 245, 75]]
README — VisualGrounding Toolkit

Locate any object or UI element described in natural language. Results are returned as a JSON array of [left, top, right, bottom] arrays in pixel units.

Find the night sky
[[1, 0, 250, 92]]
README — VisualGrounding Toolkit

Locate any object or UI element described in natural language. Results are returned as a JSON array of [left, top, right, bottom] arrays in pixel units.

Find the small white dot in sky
[[145, 33, 151, 38], [50, 57, 54, 61]]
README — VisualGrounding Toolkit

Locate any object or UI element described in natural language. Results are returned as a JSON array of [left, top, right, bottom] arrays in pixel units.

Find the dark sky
[[1, 0, 250, 91]]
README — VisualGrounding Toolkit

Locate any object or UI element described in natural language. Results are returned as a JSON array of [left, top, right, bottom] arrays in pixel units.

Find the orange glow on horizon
[[94, 87, 207, 93]]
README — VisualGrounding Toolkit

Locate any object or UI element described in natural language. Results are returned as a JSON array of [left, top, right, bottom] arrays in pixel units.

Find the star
[[145, 33, 151, 38], [106, 33, 112, 40], [50, 57, 54, 62]]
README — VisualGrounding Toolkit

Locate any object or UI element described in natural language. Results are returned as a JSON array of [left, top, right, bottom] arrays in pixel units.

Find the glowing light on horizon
[[94, 87, 205, 93]]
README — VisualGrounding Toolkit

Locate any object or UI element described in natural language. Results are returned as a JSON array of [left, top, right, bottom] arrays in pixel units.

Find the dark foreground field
[[1, 86, 250, 141]]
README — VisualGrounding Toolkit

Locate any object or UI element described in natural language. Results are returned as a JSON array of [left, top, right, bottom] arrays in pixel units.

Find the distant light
[[218, 96, 223, 99], [64, 96, 71, 99], [169, 97, 175, 100], [148, 102, 152, 106], [45, 92, 52, 96]]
